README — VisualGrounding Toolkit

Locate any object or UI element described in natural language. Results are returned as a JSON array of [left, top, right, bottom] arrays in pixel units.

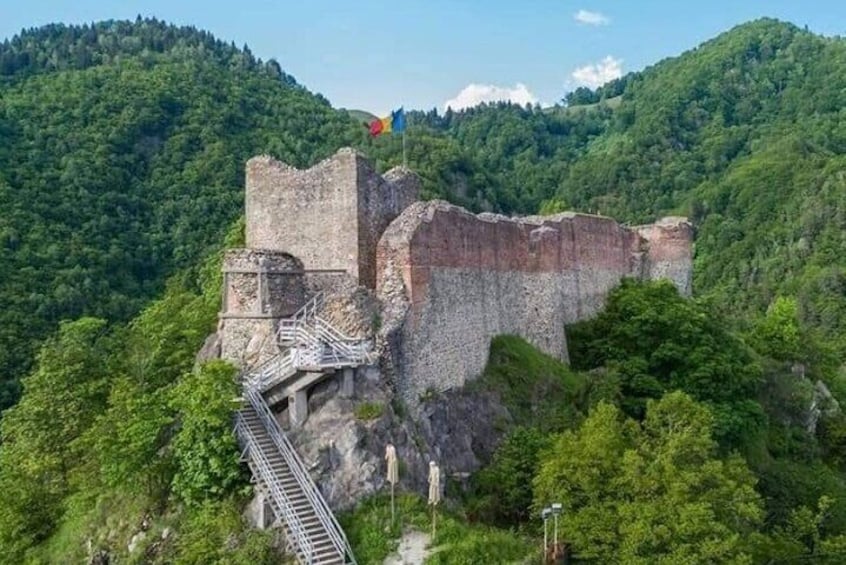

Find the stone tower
[[244, 148, 419, 289], [219, 249, 306, 369], [220, 148, 420, 370]]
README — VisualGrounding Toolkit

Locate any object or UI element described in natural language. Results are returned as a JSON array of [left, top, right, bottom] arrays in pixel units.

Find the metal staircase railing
[[276, 292, 372, 375], [292, 322, 370, 366], [311, 318, 371, 362], [235, 409, 314, 562], [234, 298, 369, 564], [253, 325, 369, 394], [278, 292, 326, 344], [241, 385, 357, 564], [247, 352, 296, 391], [277, 293, 370, 362]]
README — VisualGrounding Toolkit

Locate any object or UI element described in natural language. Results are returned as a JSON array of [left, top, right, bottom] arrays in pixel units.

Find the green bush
[[467, 427, 551, 526], [172, 498, 277, 565], [354, 401, 384, 421], [567, 279, 765, 452], [474, 335, 590, 432], [169, 361, 246, 505]]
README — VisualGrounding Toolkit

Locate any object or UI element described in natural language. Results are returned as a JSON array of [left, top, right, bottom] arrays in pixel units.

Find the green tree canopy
[[534, 392, 764, 563], [0, 317, 113, 561], [567, 279, 765, 449]]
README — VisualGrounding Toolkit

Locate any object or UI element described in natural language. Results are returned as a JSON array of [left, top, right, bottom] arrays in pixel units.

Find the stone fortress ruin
[[219, 147, 693, 564], [220, 147, 693, 418]]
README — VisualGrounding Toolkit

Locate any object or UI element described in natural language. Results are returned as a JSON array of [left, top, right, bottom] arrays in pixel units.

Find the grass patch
[[339, 493, 534, 564], [355, 401, 384, 420], [471, 335, 594, 432], [31, 490, 153, 563], [31, 491, 281, 565]]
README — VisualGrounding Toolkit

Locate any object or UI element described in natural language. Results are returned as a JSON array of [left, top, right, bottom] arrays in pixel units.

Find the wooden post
[[390, 482, 395, 526], [431, 504, 436, 539]]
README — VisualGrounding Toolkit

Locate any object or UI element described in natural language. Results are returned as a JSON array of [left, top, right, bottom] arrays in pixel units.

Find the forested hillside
[[406, 18, 846, 357], [0, 18, 531, 411], [0, 18, 366, 410], [3, 15, 846, 563]]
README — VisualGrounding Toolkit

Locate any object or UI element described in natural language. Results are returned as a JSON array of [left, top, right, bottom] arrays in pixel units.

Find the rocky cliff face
[[285, 366, 511, 510]]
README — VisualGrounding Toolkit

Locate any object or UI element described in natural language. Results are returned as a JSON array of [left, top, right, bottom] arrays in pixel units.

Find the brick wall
[[377, 201, 693, 407], [637, 217, 694, 296]]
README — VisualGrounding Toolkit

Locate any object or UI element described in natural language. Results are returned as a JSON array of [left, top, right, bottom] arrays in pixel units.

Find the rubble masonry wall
[[245, 148, 418, 289], [376, 201, 693, 407]]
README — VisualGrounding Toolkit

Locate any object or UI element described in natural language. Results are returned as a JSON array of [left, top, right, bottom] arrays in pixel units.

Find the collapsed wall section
[[377, 201, 692, 407], [637, 217, 694, 295], [245, 148, 418, 288]]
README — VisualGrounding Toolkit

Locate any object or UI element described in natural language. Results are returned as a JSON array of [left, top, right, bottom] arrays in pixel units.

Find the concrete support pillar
[[341, 367, 354, 398], [259, 494, 273, 529], [248, 493, 273, 530], [288, 388, 309, 428]]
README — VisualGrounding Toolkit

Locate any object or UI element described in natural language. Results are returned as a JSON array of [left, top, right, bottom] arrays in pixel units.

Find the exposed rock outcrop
[[807, 380, 841, 435], [287, 367, 511, 510]]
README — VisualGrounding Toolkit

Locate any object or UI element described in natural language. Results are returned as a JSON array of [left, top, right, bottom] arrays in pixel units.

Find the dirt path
[[383, 530, 432, 565]]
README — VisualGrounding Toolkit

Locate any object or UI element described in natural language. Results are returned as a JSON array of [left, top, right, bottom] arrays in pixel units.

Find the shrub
[[354, 401, 384, 420]]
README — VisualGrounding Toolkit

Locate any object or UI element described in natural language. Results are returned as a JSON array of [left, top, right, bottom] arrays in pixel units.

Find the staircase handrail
[[295, 292, 326, 320], [244, 386, 356, 563], [313, 316, 364, 345], [305, 321, 362, 362], [247, 352, 295, 392], [277, 292, 326, 344], [291, 322, 370, 367], [235, 410, 315, 563], [277, 291, 373, 364]]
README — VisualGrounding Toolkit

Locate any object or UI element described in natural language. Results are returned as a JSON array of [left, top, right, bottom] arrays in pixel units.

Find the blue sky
[[1, 1, 844, 114]]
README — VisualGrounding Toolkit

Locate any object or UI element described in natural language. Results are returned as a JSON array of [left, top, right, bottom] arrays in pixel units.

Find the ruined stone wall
[[219, 249, 306, 369], [245, 148, 418, 289], [377, 201, 693, 407], [245, 151, 358, 277], [637, 217, 694, 295], [356, 162, 420, 289]]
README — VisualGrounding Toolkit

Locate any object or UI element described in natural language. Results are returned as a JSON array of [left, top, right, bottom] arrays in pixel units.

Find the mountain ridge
[[2, 16, 845, 405], [3, 15, 846, 564]]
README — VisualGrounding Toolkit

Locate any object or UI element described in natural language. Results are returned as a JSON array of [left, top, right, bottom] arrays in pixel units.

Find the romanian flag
[[368, 107, 406, 136]]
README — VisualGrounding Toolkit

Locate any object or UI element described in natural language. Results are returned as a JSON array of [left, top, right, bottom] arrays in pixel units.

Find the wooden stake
[[390, 482, 395, 526], [431, 505, 437, 539]]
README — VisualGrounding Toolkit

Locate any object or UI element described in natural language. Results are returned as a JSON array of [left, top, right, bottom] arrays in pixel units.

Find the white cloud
[[570, 56, 623, 88], [443, 83, 538, 111], [574, 9, 610, 26]]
